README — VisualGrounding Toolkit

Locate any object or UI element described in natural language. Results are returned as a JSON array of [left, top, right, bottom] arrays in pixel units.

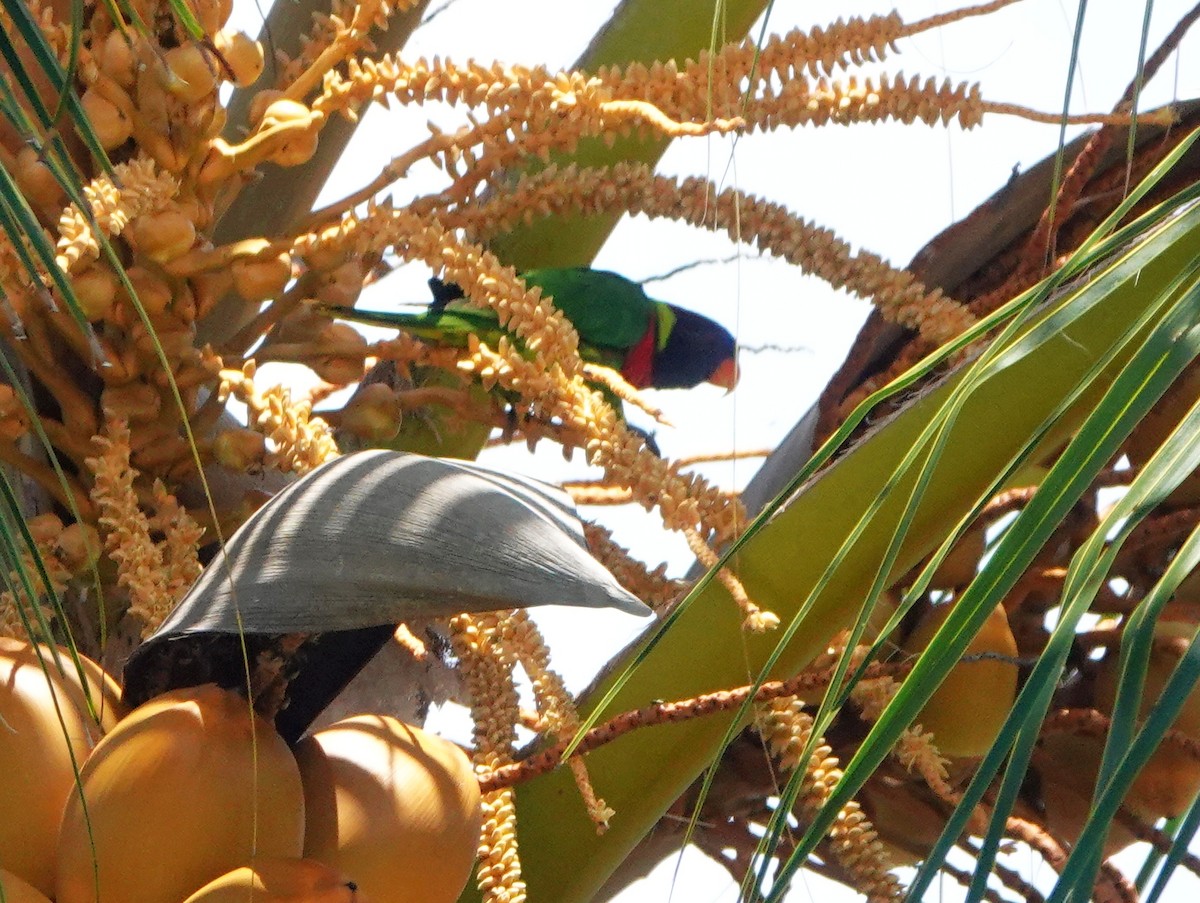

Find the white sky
[[227, 1, 1200, 899]]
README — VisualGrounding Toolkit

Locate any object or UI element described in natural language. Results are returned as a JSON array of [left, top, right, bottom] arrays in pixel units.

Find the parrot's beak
[[708, 356, 740, 393]]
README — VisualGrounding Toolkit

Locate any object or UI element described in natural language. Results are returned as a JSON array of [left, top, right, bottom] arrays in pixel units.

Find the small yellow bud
[[190, 270, 233, 320], [232, 252, 292, 302], [259, 98, 311, 128], [259, 99, 320, 167], [131, 318, 195, 363], [212, 427, 267, 471], [301, 243, 348, 273], [164, 44, 217, 103], [314, 260, 365, 307], [130, 210, 197, 264], [311, 323, 367, 384], [71, 267, 118, 322], [120, 267, 174, 320], [99, 30, 136, 88], [26, 514, 64, 545], [189, 0, 233, 33], [101, 382, 162, 424], [80, 88, 131, 150], [214, 31, 264, 87], [56, 523, 101, 576], [340, 383, 402, 442], [247, 89, 286, 129], [271, 130, 320, 168]]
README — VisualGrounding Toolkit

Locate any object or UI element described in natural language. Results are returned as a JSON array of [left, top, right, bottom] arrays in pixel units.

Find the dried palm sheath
[[817, 99, 1200, 436], [124, 451, 647, 741]]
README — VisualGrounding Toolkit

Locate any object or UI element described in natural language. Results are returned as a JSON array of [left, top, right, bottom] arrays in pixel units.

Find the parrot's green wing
[[323, 267, 660, 373], [325, 268, 654, 355], [523, 268, 654, 351]]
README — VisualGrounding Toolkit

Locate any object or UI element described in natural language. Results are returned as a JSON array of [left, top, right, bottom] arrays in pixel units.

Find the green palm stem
[[486, 0, 770, 269], [462, 182, 1200, 902], [378, 0, 769, 460]]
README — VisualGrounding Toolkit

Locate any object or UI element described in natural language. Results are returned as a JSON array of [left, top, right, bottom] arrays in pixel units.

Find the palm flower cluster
[[1, 0, 1196, 899]]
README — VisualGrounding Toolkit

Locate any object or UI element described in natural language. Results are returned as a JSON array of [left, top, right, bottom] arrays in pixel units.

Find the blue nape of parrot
[[329, 267, 740, 392]]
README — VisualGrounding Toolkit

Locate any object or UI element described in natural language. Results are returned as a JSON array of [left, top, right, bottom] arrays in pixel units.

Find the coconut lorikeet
[[327, 267, 740, 392]]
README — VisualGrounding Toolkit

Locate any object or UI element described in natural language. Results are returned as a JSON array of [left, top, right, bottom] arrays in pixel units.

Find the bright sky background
[[227, 0, 1200, 899]]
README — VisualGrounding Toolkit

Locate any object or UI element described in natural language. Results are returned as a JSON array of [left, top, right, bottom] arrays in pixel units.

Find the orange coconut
[[0, 637, 125, 729], [858, 776, 947, 866], [295, 715, 481, 903], [902, 601, 1019, 758], [0, 638, 124, 894], [1034, 732, 1137, 855], [56, 683, 304, 903], [181, 858, 362, 902], [0, 867, 53, 902], [1093, 637, 1200, 820], [927, 525, 986, 590]]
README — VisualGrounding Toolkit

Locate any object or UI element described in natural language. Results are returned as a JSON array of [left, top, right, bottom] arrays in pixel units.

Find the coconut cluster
[[0, 638, 481, 902]]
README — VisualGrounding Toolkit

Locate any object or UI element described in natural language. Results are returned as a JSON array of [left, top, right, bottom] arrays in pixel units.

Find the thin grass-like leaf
[[504, 194, 1200, 903], [759, 191, 1200, 901], [106, 0, 148, 33], [0, 64, 85, 204], [52, 0, 84, 125], [531, 143, 1200, 902], [496, 138, 1200, 903], [749, 127, 1200, 898], [164, 0, 205, 39], [1147, 800, 1200, 902], [1123, 1, 1155, 173], [0, 162, 106, 365], [1037, 0, 1090, 269], [899, 258, 1200, 903], [1047, 389, 1200, 897], [0, 0, 114, 173]]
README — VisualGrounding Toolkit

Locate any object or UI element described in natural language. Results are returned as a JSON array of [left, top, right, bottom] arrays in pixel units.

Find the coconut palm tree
[[3, 1, 1200, 901]]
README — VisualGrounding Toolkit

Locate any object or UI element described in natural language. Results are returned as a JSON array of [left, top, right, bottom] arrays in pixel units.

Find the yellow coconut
[[1093, 639, 1200, 820], [0, 868, 53, 902], [0, 637, 125, 730], [295, 715, 481, 903], [182, 858, 362, 903], [56, 683, 305, 903], [902, 601, 1018, 758], [0, 638, 123, 895]]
